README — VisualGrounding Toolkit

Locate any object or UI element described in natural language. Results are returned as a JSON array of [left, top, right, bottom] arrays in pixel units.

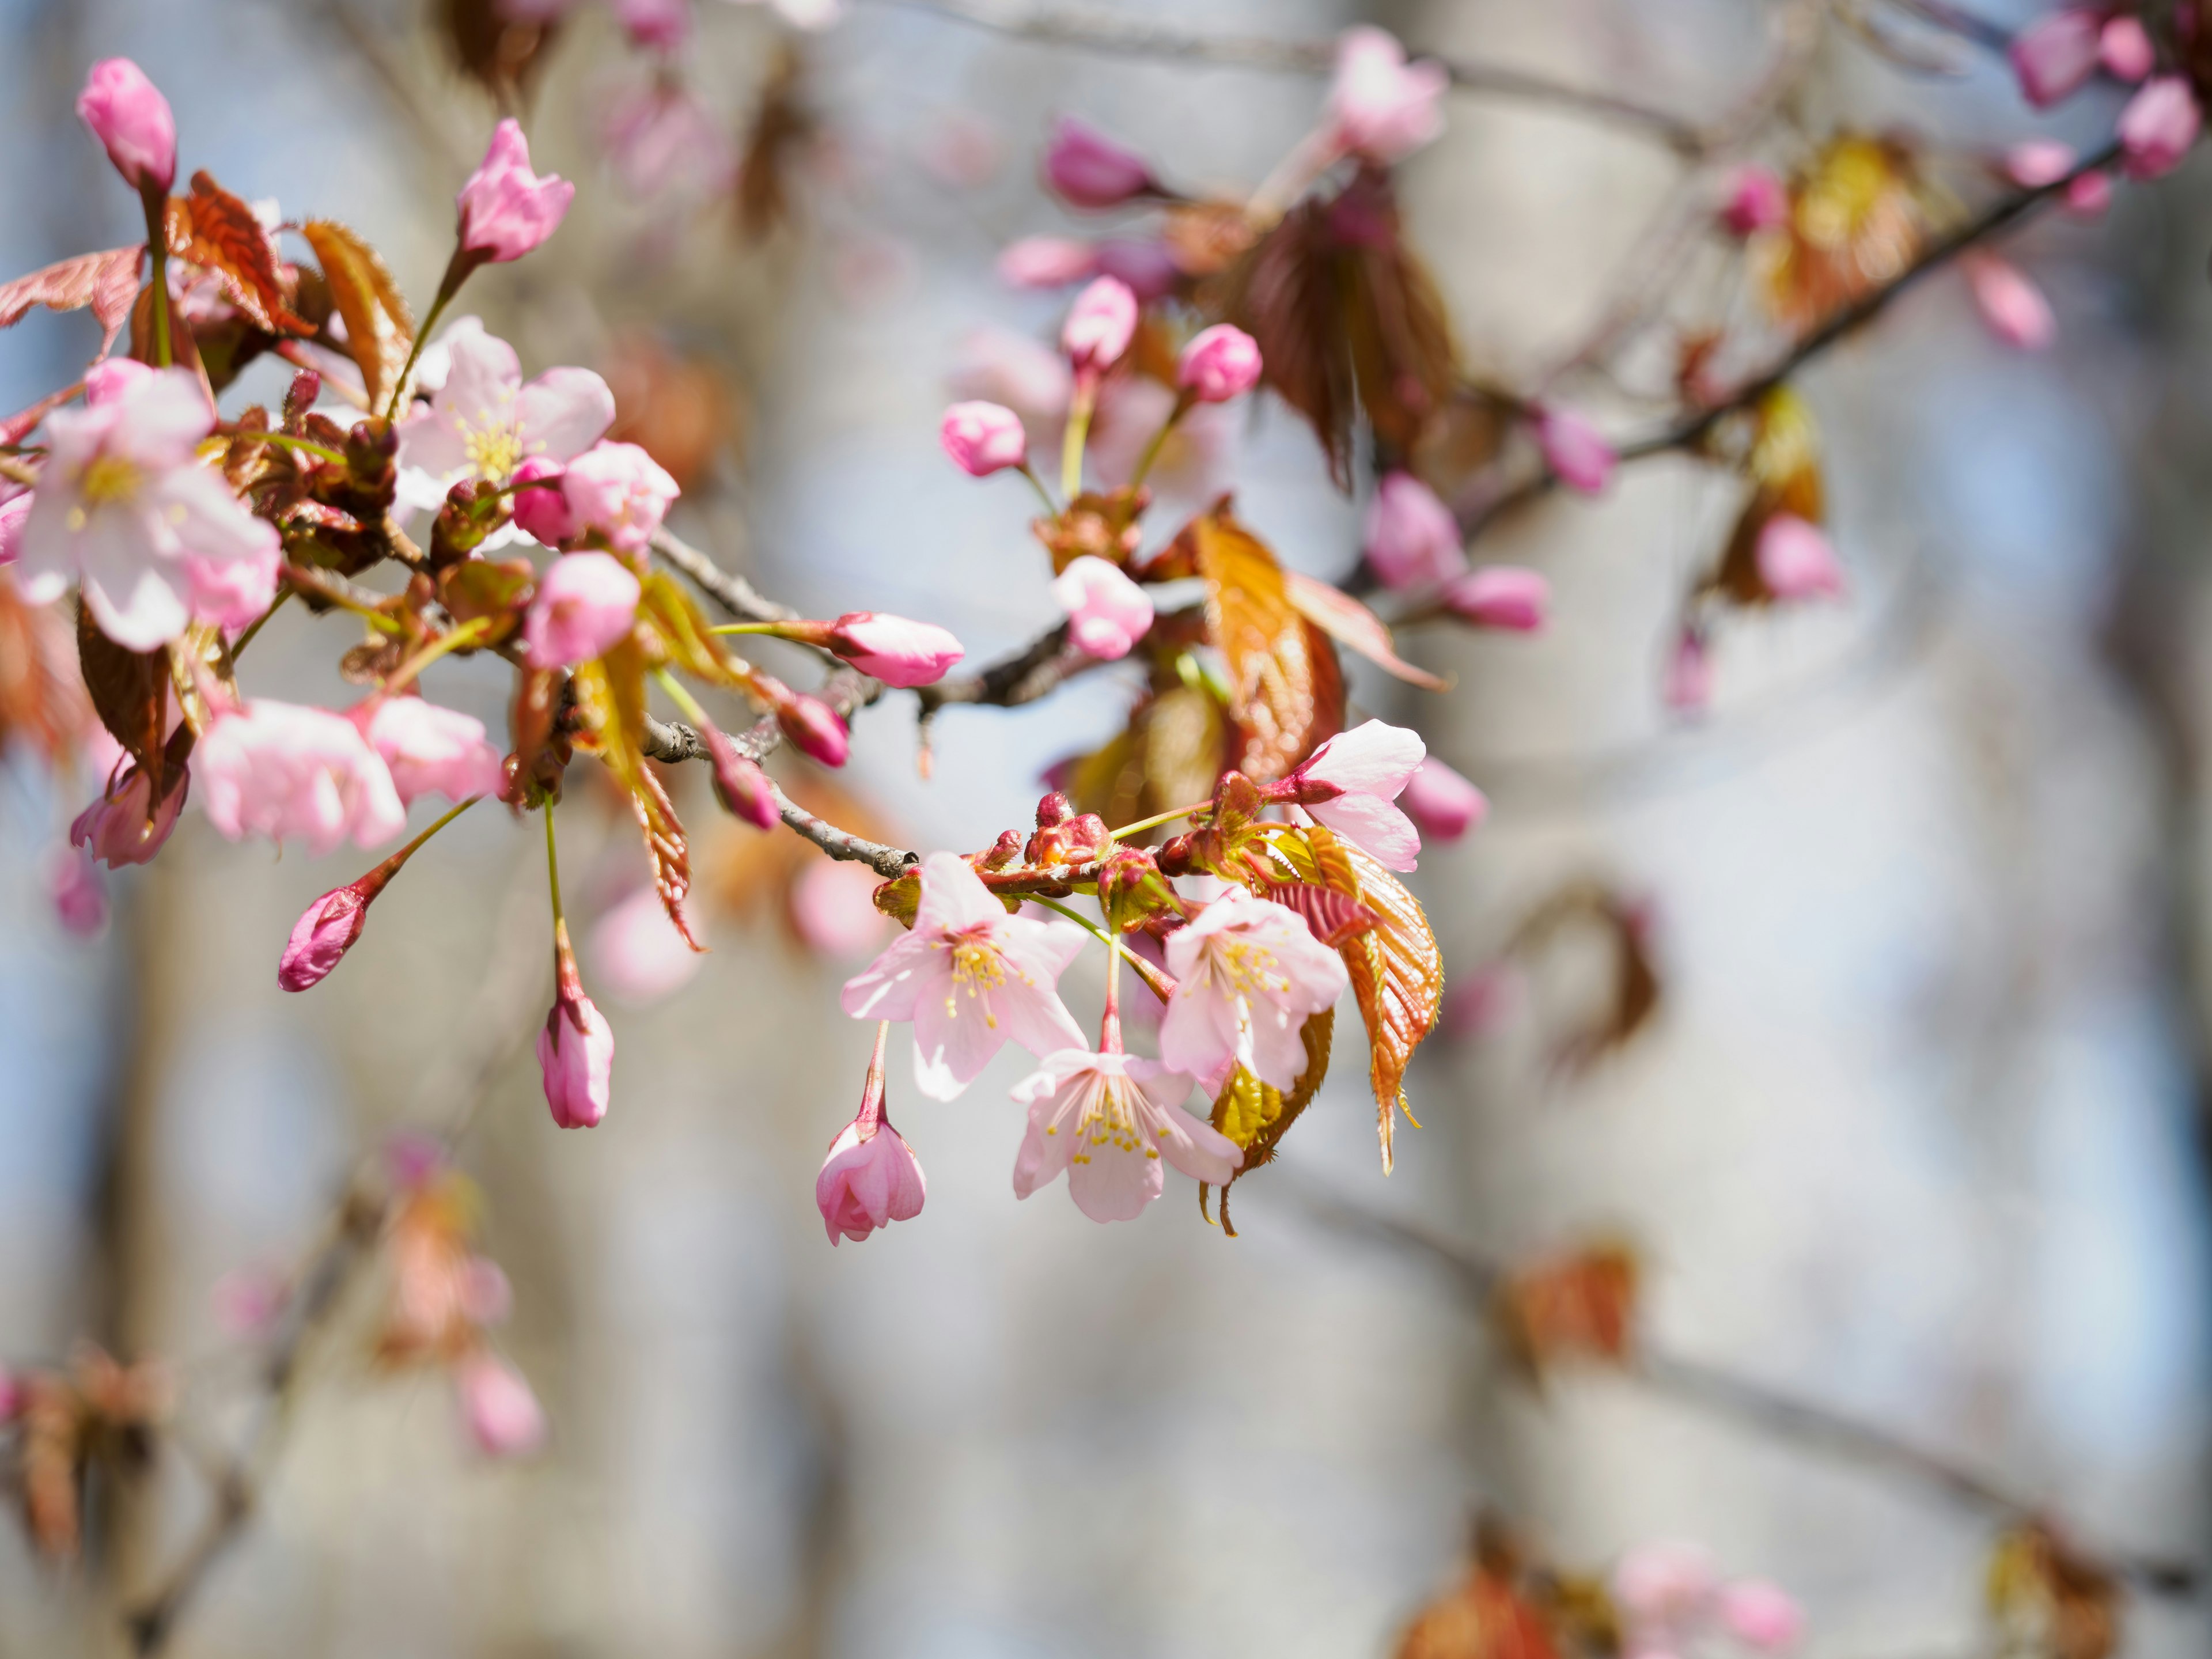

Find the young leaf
[[1201, 1009, 1334, 1237], [1493, 1240, 1639, 1376], [300, 221, 413, 408], [0, 245, 145, 361], [172, 173, 311, 336], [637, 571, 749, 690], [75, 605, 169, 802], [1283, 569, 1449, 691], [570, 641, 703, 950], [1184, 502, 1342, 782]]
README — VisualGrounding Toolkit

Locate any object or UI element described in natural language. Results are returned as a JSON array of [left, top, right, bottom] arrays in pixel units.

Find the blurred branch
[[914, 619, 1101, 719], [1267, 1171, 2202, 1599], [652, 528, 804, 626]]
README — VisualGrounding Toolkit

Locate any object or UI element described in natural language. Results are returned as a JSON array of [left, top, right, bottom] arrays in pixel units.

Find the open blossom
[[2006, 138, 2076, 188], [524, 552, 641, 669], [2010, 9, 2101, 108], [1052, 555, 1154, 658], [539, 933, 614, 1129], [1044, 116, 1156, 208], [1755, 514, 1845, 600], [1176, 325, 1262, 403], [816, 1024, 926, 1245], [362, 696, 505, 805], [1962, 253, 2056, 351], [1012, 1049, 1241, 1223], [824, 613, 965, 687], [1444, 565, 1548, 631], [77, 58, 176, 193], [1159, 888, 1348, 1093], [774, 688, 851, 767], [940, 400, 1030, 476], [949, 331, 1073, 427], [603, 81, 734, 197], [2119, 76, 2201, 180], [1534, 405, 1615, 495], [457, 118, 574, 263], [397, 319, 613, 497], [1400, 757, 1487, 842], [198, 700, 407, 857], [1280, 719, 1427, 872], [1062, 276, 1138, 377], [16, 367, 281, 651], [456, 1354, 547, 1458], [1365, 472, 1464, 590], [1719, 164, 1789, 236], [840, 851, 1087, 1100], [558, 441, 679, 554], [1327, 26, 1448, 164], [71, 764, 185, 868]]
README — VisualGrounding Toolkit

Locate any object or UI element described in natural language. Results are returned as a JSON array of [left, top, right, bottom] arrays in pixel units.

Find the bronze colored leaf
[[1709, 387, 1825, 608], [1494, 1240, 1640, 1374], [570, 640, 703, 950], [1501, 880, 1661, 1071], [0, 584, 89, 766], [1184, 502, 1340, 782], [1201, 1009, 1334, 1236], [172, 174, 310, 336], [1396, 1562, 1564, 1659], [1756, 134, 1925, 330], [605, 331, 740, 491], [1987, 1524, 2120, 1659], [637, 571, 747, 689], [301, 220, 413, 408], [76, 604, 169, 801], [0, 244, 143, 361], [1284, 569, 1449, 690], [1222, 198, 1354, 485], [441, 0, 561, 106]]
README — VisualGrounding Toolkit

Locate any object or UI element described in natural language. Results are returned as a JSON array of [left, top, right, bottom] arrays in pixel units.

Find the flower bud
[[816, 1025, 926, 1245], [1175, 324, 1263, 404], [2100, 14, 2154, 82], [775, 690, 851, 768], [1035, 791, 1074, 828], [701, 721, 779, 831], [71, 764, 186, 868], [1062, 276, 1138, 377], [1027, 810, 1110, 868], [1442, 566, 1548, 632], [456, 1354, 547, 1458], [2010, 9, 2102, 108], [1051, 555, 1154, 659], [1961, 253, 2055, 351], [1533, 405, 1615, 495], [1363, 471, 1464, 590], [825, 612, 965, 688], [510, 455, 576, 546], [1400, 758, 1488, 842], [1044, 116, 1157, 209], [539, 929, 613, 1129], [939, 400, 1029, 476], [456, 118, 575, 264], [981, 828, 1026, 869], [76, 58, 176, 194], [2119, 75, 2201, 180], [279, 865, 395, 992], [1754, 514, 1844, 600], [1718, 164, 1789, 236], [1157, 832, 1196, 876]]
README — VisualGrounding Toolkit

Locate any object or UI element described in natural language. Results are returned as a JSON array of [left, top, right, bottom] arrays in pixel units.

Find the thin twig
[[651, 528, 804, 626]]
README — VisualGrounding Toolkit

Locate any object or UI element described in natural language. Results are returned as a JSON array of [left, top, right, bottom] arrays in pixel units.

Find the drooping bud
[[76, 58, 176, 194], [279, 861, 399, 992], [1363, 472, 1464, 590], [700, 718, 779, 831], [1044, 116, 1158, 209], [538, 923, 613, 1129], [816, 1022, 926, 1245], [2009, 9, 2102, 108], [823, 612, 965, 687], [71, 764, 187, 868], [2119, 75, 2201, 180], [772, 687, 851, 768], [1532, 404, 1616, 495], [1442, 566, 1549, 632]]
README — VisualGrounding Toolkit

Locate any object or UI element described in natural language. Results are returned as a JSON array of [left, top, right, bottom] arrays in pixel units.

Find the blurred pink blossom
[[1443, 565, 1548, 631], [47, 849, 107, 938], [199, 700, 407, 856], [590, 884, 704, 1005], [1400, 757, 1487, 842], [791, 858, 893, 958], [920, 109, 1002, 188], [1045, 116, 1156, 208], [2005, 138, 2076, 188], [525, 551, 641, 668], [1327, 26, 1448, 163], [1534, 404, 1615, 495], [940, 400, 1030, 476], [1177, 324, 1262, 403], [77, 58, 176, 193], [1093, 238, 1181, 301], [2101, 13, 2155, 81], [1717, 1581, 1805, 1654], [1755, 514, 1845, 600], [997, 236, 1100, 289], [602, 82, 734, 196], [2120, 76, 2201, 179], [1962, 253, 2056, 350], [1719, 164, 1789, 236], [613, 0, 690, 50], [1665, 628, 1713, 713], [72, 764, 185, 868], [1363, 472, 1464, 590], [2010, 9, 2102, 107], [949, 328, 1073, 424], [456, 1354, 547, 1457], [1063, 276, 1138, 376], [363, 696, 505, 806], [1052, 555, 1154, 659]]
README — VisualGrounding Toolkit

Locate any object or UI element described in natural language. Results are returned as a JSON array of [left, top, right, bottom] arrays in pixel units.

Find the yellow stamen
[[79, 453, 145, 507]]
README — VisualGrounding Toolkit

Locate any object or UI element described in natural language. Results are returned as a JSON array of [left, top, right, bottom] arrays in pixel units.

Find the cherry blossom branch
[[650, 528, 804, 626], [1270, 1172, 2202, 1599], [912, 619, 1101, 722]]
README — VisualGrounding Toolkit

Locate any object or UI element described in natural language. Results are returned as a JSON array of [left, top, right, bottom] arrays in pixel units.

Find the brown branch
[[913, 620, 1101, 722], [1265, 1169, 2202, 1599]]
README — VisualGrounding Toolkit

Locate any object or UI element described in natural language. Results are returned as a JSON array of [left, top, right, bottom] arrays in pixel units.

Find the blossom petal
[[1302, 718, 1425, 797], [838, 927, 940, 1021], [1146, 1101, 1243, 1186], [1308, 792, 1422, 872], [1065, 1137, 1164, 1222], [913, 850, 1009, 934], [516, 366, 616, 464]]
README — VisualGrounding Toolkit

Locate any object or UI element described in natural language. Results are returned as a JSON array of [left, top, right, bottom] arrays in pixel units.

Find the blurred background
[[1, 0, 2209, 1654]]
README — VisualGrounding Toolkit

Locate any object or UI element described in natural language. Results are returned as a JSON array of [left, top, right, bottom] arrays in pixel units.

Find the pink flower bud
[[279, 872, 386, 991], [1327, 26, 1448, 164], [816, 1024, 926, 1245], [559, 441, 678, 555], [997, 235, 1100, 289], [71, 764, 185, 868], [1062, 276, 1138, 377], [1755, 514, 1845, 600], [456, 1354, 547, 1458], [1044, 116, 1156, 209], [48, 848, 107, 938], [77, 58, 176, 193], [1614, 1541, 1721, 1627], [2101, 14, 2155, 81], [1176, 324, 1263, 403], [1442, 565, 1548, 632], [1533, 405, 1615, 495], [826, 612, 965, 687], [1665, 628, 1713, 714], [613, 0, 690, 50], [2010, 9, 2103, 107], [1051, 555, 1154, 659], [2065, 168, 2114, 217], [524, 551, 641, 669], [2119, 75, 2201, 179], [1961, 253, 2056, 350], [1093, 238, 1180, 301], [538, 952, 614, 1130], [939, 400, 1029, 476], [776, 690, 851, 768], [1363, 472, 1464, 590], [699, 721, 779, 830], [511, 455, 577, 545], [456, 118, 575, 263], [1717, 1581, 1804, 1654], [2005, 138, 2077, 188], [1719, 164, 1790, 236], [1400, 757, 1487, 841]]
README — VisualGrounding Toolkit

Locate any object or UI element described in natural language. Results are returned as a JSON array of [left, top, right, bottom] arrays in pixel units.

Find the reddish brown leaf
[[171, 173, 311, 336], [301, 220, 412, 408], [737, 50, 816, 243], [1494, 1240, 1640, 1374], [0, 584, 89, 766], [1284, 569, 1449, 690], [1183, 502, 1340, 782], [1201, 1009, 1334, 1236], [1757, 134, 1925, 329], [1501, 880, 1661, 1071], [604, 331, 740, 491], [1397, 1563, 1563, 1659], [0, 245, 144, 361], [1987, 1524, 2122, 1659], [76, 605, 170, 802]]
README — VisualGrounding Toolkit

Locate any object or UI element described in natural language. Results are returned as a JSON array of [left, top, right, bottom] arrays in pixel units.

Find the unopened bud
[[1035, 791, 1074, 828], [700, 721, 779, 830], [980, 829, 1025, 870], [283, 369, 322, 426], [775, 691, 850, 768], [1157, 832, 1196, 876], [279, 859, 403, 991]]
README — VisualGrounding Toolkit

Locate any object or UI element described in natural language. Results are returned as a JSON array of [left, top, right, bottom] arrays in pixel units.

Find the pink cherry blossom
[[1159, 887, 1347, 1094], [825, 612, 965, 687], [198, 700, 407, 857], [1614, 1540, 1721, 1632], [1717, 1581, 1804, 1654], [77, 58, 176, 193], [1052, 555, 1154, 659], [1281, 719, 1427, 872], [2120, 75, 2201, 179], [1062, 276, 1138, 377], [183, 540, 281, 634], [457, 118, 575, 263], [510, 454, 577, 544], [613, 0, 690, 50], [589, 884, 704, 1005], [362, 696, 505, 805], [997, 236, 1101, 289], [539, 966, 614, 1130], [841, 851, 1088, 1100], [1327, 26, 1448, 164], [1088, 376, 1234, 498], [1176, 324, 1263, 403], [792, 858, 893, 957], [1534, 405, 1616, 495], [48, 848, 108, 938], [774, 689, 850, 767], [1045, 116, 1156, 208], [1719, 164, 1789, 236], [71, 764, 185, 868], [1962, 253, 2056, 350], [949, 329, 1073, 425], [1093, 238, 1180, 301], [817, 1116, 928, 1243], [603, 81, 734, 198], [456, 1354, 547, 1457], [940, 400, 1030, 476], [1665, 627, 1714, 713], [396, 318, 613, 492], [2006, 139, 2077, 188], [1364, 472, 1464, 590], [16, 367, 281, 651], [2010, 9, 2102, 108], [2066, 169, 2114, 216], [279, 871, 388, 991], [0, 492, 28, 567], [1011, 1048, 1240, 1222], [558, 441, 679, 554], [2101, 14, 2155, 81], [524, 551, 641, 669], [1400, 757, 1487, 842], [1755, 514, 1845, 600], [83, 357, 154, 407], [1443, 565, 1548, 631]]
